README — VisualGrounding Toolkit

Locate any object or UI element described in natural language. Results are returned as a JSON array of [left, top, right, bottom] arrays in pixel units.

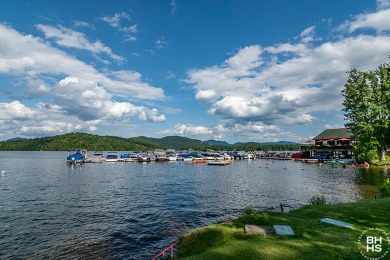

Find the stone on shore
[[244, 225, 275, 235]]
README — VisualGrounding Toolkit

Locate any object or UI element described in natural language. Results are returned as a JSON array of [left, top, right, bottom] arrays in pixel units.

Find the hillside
[[0, 133, 206, 151], [0, 132, 302, 151]]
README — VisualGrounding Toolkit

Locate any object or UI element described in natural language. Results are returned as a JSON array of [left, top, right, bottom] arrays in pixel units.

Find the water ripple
[[0, 152, 386, 259]]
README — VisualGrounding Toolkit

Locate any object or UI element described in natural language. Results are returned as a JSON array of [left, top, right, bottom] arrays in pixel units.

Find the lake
[[0, 151, 387, 259]]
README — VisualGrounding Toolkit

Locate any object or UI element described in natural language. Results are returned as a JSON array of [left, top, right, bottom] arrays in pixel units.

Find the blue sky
[[1, 0, 390, 143]]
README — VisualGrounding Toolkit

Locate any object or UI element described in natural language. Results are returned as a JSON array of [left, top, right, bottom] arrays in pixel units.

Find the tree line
[[0, 132, 301, 152]]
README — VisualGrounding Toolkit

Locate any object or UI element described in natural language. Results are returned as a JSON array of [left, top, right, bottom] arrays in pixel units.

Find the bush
[[243, 206, 256, 215], [309, 196, 327, 206], [379, 178, 390, 197]]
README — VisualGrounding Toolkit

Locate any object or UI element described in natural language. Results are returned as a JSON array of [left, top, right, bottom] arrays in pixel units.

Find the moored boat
[[207, 160, 231, 166], [89, 151, 104, 163], [66, 149, 87, 164], [119, 153, 135, 162], [105, 152, 118, 162], [137, 153, 151, 162]]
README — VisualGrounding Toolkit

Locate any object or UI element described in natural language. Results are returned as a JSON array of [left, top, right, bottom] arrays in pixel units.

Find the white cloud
[[138, 109, 166, 122], [36, 24, 124, 62], [155, 38, 168, 49], [0, 23, 166, 138], [0, 23, 165, 100], [59, 76, 79, 86], [0, 101, 35, 120], [101, 12, 138, 42], [187, 45, 265, 101], [74, 20, 95, 29], [346, 8, 390, 32], [195, 89, 218, 103], [168, 124, 213, 136], [171, 0, 177, 14], [101, 12, 130, 28], [187, 36, 390, 126], [377, 0, 390, 9]]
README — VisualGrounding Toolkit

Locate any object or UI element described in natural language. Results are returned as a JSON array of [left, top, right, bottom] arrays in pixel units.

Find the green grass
[[176, 198, 390, 259], [371, 155, 390, 166]]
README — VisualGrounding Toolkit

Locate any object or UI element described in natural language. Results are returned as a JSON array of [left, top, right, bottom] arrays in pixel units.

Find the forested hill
[[0, 133, 207, 151], [0, 132, 301, 151]]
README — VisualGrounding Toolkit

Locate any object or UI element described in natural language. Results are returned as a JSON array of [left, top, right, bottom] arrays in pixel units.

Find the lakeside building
[[301, 128, 356, 159]]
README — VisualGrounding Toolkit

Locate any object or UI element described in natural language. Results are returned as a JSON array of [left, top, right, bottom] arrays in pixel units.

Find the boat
[[66, 149, 87, 164], [105, 152, 118, 162], [89, 151, 104, 163], [188, 152, 207, 164], [207, 160, 231, 166], [154, 149, 167, 161], [166, 150, 177, 161], [137, 153, 151, 162], [119, 153, 134, 162], [177, 153, 193, 161], [241, 153, 254, 160]]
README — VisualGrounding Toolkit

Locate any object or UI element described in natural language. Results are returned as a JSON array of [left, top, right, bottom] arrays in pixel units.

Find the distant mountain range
[[204, 140, 299, 146], [0, 132, 301, 151]]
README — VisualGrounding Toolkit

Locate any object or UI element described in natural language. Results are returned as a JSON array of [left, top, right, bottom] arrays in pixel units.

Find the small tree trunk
[[378, 146, 386, 161]]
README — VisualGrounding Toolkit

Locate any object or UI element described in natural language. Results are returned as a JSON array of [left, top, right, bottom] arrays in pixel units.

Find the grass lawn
[[176, 198, 390, 259], [370, 155, 390, 166]]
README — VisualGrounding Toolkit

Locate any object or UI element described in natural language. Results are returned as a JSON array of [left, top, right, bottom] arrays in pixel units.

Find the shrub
[[243, 206, 256, 215], [379, 178, 390, 197], [309, 196, 327, 206]]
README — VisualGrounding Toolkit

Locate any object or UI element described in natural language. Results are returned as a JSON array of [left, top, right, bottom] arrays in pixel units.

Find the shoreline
[[175, 197, 390, 259]]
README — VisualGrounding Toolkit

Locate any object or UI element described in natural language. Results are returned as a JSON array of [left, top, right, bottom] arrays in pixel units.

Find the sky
[[1, 0, 390, 143]]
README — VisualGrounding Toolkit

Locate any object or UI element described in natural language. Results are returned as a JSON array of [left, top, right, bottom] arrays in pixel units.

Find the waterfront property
[[301, 128, 356, 159]]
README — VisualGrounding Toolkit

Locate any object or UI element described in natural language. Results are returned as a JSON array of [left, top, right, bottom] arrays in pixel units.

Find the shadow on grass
[[177, 198, 390, 259]]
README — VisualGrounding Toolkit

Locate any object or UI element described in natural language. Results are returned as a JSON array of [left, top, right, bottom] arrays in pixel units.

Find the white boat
[[166, 150, 177, 161], [241, 153, 254, 160], [207, 160, 231, 166], [89, 151, 104, 163], [105, 152, 118, 162]]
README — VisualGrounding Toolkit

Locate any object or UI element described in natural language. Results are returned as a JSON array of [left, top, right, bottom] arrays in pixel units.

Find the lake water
[[0, 151, 387, 259]]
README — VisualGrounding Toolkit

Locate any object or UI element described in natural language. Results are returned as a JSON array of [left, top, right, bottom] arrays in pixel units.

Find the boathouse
[[301, 128, 356, 159]]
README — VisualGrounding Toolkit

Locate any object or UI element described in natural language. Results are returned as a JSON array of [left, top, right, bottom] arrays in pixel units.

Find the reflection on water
[[0, 151, 387, 259], [355, 167, 388, 198]]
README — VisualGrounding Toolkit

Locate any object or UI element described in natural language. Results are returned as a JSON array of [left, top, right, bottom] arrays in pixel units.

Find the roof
[[313, 128, 354, 140]]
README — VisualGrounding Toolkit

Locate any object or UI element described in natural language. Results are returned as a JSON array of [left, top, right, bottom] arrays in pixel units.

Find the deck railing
[[151, 240, 179, 260]]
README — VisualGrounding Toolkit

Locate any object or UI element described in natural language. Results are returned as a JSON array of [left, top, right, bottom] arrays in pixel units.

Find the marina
[[0, 151, 387, 259]]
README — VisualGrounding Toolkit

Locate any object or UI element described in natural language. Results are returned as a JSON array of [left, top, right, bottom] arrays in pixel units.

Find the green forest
[[0, 132, 301, 151]]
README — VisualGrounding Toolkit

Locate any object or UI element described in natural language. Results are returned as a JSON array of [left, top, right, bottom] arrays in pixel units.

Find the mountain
[[0, 132, 301, 151], [0, 133, 206, 151], [6, 137, 26, 141], [203, 140, 232, 146], [260, 141, 299, 145]]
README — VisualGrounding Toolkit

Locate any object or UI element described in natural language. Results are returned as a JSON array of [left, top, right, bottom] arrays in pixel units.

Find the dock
[[207, 160, 231, 166]]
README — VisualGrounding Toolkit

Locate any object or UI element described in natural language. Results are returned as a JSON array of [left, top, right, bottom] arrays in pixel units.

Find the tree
[[342, 62, 390, 161]]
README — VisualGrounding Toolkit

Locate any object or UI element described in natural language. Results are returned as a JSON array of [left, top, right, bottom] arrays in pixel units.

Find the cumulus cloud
[[0, 23, 164, 100], [163, 124, 213, 138], [0, 101, 35, 120], [0, 23, 166, 138], [345, 8, 390, 32], [187, 45, 265, 101], [187, 26, 390, 131], [36, 24, 124, 62]]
